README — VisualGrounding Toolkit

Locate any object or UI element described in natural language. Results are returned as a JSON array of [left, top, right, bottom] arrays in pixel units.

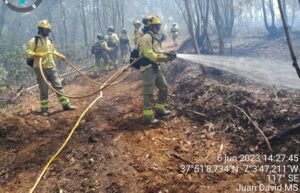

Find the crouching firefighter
[[132, 15, 176, 125], [26, 20, 76, 116]]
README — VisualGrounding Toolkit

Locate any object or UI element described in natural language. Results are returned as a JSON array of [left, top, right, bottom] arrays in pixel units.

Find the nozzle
[[166, 51, 177, 61]]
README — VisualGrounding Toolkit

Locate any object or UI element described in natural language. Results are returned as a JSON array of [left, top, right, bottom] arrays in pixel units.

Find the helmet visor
[[152, 24, 161, 31]]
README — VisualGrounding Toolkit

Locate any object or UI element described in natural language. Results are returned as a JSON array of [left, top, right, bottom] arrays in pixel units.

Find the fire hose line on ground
[[29, 55, 143, 193], [38, 53, 142, 98], [49, 52, 131, 87], [65, 55, 137, 87], [47, 52, 104, 86], [28, 92, 103, 193]]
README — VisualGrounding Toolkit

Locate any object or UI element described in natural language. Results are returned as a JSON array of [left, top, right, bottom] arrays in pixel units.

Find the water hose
[[28, 92, 103, 193], [38, 54, 143, 99], [29, 55, 143, 193], [38, 58, 103, 98], [48, 52, 104, 86]]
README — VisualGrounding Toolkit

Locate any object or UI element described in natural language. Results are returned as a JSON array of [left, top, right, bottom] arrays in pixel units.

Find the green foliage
[[0, 42, 36, 89], [273, 111, 284, 119], [0, 63, 7, 93]]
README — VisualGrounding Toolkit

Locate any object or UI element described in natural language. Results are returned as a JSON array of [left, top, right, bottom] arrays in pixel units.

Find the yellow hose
[[28, 92, 103, 193], [29, 55, 143, 193], [48, 52, 104, 85], [38, 55, 140, 99], [48, 52, 140, 87]]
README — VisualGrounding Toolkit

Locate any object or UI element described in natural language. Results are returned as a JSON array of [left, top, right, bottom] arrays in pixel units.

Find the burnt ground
[[0, 37, 300, 193]]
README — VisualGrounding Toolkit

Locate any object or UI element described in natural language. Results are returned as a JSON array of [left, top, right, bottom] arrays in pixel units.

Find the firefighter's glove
[[157, 54, 169, 63], [166, 51, 177, 61], [57, 53, 67, 61], [33, 52, 46, 58]]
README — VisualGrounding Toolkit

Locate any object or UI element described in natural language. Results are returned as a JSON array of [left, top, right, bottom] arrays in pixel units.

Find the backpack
[[171, 27, 177, 33], [107, 35, 117, 48], [91, 41, 103, 55], [130, 32, 159, 69], [26, 36, 42, 68], [120, 36, 129, 45]]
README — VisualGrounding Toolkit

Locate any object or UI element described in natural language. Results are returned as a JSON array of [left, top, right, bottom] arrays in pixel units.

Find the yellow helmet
[[37, 20, 51, 30], [151, 16, 161, 25], [142, 15, 161, 26], [133, 19, 141, 25]]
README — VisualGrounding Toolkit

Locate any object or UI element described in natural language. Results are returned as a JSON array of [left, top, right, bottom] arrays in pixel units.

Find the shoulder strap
[[34, 36, 42, 52], [145, 32, 156, 45], [33, 36, 51, 52], [146, 32, 161, 47], [146, 32, 153, 45]]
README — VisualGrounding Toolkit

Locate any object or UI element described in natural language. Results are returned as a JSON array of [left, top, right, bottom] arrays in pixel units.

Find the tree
[[195, 0, 213, 53], [59, 0, 68, 51], [183, 0, 199, 54], [80, 0, 88, 46], [262, 0, 278, 36], [0, 63, 7, 93], [278, 0, 300, 79], [211, 0, 235, 55], [279, 0, 296, 28], [0, 5, 5, 39]]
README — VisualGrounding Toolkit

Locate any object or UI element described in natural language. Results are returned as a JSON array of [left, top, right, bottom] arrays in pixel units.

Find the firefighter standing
[[139, 15, 176, 124], [170, 23, 179, 47], [119, 29, 131, 64], [133, 19, 143, 48], [91, 34, 114, 72], [105, 26, 119, 69], [26, 20, 75, 116]]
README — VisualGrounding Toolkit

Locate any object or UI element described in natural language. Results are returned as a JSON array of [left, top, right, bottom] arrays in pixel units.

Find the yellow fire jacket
[[26, 36, 61, 68], [139, 31, 166, 64], [101, 40, 112, 52], [105, 33, 119, 48], [134, 28, 143, 47]]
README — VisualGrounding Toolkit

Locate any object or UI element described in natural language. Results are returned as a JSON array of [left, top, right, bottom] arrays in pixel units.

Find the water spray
[[175, 54, 300, 90]]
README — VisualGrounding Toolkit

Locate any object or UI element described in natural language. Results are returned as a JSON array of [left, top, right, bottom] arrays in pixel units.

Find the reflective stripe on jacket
[[138, 32, 162, 63]]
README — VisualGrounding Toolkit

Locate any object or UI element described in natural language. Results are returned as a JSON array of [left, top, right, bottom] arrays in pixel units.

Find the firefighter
[[91, 33, 114, 72], [26, 20, 75, 116], [119, 29, 131, 64], [170, 23, 179, 46], [133, 19, 143, 48], [105, 26, 119, 69], [139, 15, 176, 125]]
